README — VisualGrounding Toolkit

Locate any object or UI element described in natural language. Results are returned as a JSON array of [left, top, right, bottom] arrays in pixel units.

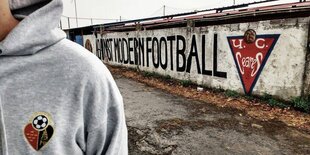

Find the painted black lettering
[[159, 37, 168, 69], [146, 37, 152, 67], [102, 39, 107, 60], [108, 39, 113, 61], [122, 38, 128, 64], [213, 34, 227, 78], [138, 38, 145, 66], [114, 38, 120, 63], [96, 39, 102, 60], [128, 38, 134, 64], [134, 38, 139, 65], [104, 39, 109, 60], [100, 39, 105, 60], [119, 39, 124, 63], [102, 39, 108, 60], [202, 35, 212, 75], [176, 35, 186, 72], [152, 37, 160, 68], [167, 36, 176, 71], [186, 35, 201, 74]]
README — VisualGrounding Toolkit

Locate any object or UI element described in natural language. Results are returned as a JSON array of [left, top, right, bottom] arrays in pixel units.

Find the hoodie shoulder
[[44, 38, 112, 82], [39, 39, 128, 154]]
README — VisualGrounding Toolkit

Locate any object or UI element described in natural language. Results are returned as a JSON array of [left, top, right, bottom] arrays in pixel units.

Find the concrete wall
[[87, 17, 310, 100]]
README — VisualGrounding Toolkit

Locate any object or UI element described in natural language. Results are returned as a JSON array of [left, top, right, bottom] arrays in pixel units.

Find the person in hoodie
[[0, 0, 128, 154]]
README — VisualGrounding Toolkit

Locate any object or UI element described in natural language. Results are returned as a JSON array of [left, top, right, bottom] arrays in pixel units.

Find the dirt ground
[[108, 65, 310, 133], [109, 65, 310, 155]]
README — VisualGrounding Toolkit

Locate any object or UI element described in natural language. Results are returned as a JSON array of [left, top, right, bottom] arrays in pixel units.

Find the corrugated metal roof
[[123, 1, 310, 27], [65, 1, 310, 33]]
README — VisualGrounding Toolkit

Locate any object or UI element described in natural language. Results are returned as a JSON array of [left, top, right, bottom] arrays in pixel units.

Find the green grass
[[244, 95, 255, 100], [138, 69, 309, 113], [163, 75, 172, 80], [143, 71, 153, 77], [291, 97, 310, 113], [260, 93, 289, 109], [142, 71, 159, 78], [224, 90, 240, 98], [142, 71, 173, 83], [180, 80, 194, 87], [262, 93, 273, 101], [268, 98, 289, 109]]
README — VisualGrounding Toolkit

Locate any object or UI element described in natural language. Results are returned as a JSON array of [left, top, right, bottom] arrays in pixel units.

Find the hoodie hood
[[9, 0, 48, 10], [0, 0, 66, 56]]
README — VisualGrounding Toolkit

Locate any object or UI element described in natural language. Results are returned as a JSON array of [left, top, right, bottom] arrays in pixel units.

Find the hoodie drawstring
[[0, 98, 8, 155]]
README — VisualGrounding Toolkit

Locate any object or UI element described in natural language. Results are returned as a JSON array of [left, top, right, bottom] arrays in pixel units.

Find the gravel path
[[114, 75, 310, 155]]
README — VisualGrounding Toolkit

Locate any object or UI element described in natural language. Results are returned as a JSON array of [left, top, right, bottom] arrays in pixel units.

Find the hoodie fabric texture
[[0, 0, 128, 154]]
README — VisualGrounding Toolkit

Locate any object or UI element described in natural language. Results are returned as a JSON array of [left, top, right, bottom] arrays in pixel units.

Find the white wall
[[86, 17, 310, 100]]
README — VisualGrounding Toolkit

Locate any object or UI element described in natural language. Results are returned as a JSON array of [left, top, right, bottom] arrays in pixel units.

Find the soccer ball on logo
[[32, 115, 49, 130]]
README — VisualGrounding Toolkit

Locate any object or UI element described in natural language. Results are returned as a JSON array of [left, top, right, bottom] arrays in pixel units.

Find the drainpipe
[[74, 0, 78, 27], [301, 18, 310, 97]]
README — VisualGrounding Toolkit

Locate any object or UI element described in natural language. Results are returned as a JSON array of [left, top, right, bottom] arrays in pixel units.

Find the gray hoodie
[[0, 0, 128, 154]]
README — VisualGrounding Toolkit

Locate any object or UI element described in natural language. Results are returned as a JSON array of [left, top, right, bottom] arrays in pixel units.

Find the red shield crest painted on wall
[[227, 34, 280, 94]]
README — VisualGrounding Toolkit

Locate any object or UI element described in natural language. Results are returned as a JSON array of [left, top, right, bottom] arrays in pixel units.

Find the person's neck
[[0, 0, 19, 42]]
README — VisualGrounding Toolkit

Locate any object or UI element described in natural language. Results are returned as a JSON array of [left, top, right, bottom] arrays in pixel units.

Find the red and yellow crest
[[24, 112, 54, 151]]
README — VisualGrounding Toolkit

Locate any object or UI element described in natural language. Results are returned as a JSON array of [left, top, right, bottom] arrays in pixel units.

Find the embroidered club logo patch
[[24, 112, 54, 151], [227, 33, 280, 94]]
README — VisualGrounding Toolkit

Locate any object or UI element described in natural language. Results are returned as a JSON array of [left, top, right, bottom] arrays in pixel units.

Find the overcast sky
[[61, 0, 299, 29]]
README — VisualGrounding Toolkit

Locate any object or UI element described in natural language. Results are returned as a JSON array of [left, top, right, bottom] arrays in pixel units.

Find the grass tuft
[[225, 90, 240, 98], [137, 68, 310, 113], [291, 97, 310, 113], [180, 80, 194, 87]]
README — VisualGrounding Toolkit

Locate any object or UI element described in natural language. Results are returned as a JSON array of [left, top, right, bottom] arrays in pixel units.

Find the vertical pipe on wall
[[301, 17, 310, 97], [163, 5, 166, 16], [68, 17, 70, 29], [59, 20, 62, 29], [74, 0, 78, 27]]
